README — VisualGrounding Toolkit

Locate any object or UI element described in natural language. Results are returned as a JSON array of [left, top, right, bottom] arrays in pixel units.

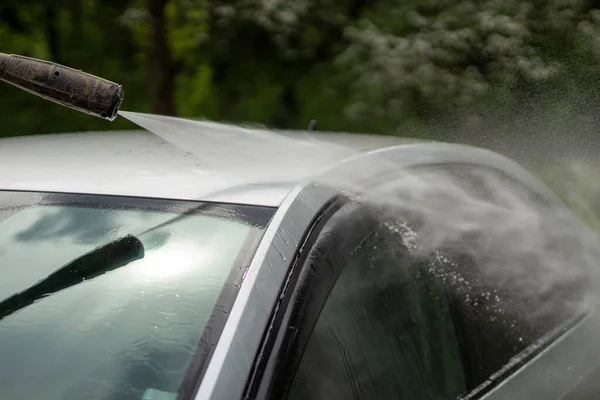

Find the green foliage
[[2, 0, 600, 138]]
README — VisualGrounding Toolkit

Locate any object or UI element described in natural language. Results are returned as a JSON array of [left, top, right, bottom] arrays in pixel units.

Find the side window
[[396, 164, 588, 395], [422, 164, 587, 393], [283, 163, 588, 400], [288, 222, 467, 400]]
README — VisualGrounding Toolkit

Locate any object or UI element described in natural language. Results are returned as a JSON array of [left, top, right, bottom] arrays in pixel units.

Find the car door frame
[[249, 163, 599, 400], [193, 142, 600, 400], [245, 197, 387, 400]]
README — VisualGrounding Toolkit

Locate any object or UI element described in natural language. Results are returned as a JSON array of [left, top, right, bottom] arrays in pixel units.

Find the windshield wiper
[[0, 234, 144, 322]]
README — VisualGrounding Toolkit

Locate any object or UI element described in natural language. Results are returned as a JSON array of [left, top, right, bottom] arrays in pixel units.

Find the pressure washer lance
[[0, 53, 123, 121]]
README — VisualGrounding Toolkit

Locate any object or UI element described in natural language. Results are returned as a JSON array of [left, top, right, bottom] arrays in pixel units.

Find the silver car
[[0, 123, 598, 400]]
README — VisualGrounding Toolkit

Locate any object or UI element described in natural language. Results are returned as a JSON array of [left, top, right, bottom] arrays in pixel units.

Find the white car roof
[[0, 123, 418, 207]]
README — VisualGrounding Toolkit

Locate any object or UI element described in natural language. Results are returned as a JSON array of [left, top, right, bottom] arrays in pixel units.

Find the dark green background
[[1, 0, 600, 141]]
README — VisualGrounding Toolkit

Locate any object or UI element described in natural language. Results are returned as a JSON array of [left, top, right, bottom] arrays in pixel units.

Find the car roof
[[0, 123, 420, 207]]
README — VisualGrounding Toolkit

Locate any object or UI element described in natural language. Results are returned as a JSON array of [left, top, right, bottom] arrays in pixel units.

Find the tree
[[148, 0, 176, 115], [2, 0, 600, 138], [121, 0, 209, 116]]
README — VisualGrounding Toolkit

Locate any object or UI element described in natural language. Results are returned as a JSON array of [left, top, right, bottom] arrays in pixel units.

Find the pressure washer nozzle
[[0, 53, 123, 121]]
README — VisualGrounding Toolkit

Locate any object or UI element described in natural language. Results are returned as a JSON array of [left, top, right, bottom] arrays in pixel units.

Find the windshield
[[0, 190, 275, 400]]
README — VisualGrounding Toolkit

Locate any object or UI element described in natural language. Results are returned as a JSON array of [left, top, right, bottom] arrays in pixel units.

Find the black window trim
[[243, 195, 383, 400]]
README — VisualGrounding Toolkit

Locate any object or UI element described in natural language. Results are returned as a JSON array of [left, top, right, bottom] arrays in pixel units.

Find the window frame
[[243, 196, 383, 400], [247, 194, 469, 400], [246, 162, 595, 400], [0, 189, 276, 400]]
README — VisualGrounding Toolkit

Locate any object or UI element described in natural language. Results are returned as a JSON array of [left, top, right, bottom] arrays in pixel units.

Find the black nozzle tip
[[104, 85, 124, 121]]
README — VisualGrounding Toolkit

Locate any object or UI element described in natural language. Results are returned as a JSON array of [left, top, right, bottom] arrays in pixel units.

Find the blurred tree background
[[2, 0, 600, 148], [3, 0, 600, 226]]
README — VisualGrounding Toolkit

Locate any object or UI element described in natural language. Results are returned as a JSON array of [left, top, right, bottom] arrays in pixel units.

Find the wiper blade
[[0, 234, 144, 322]]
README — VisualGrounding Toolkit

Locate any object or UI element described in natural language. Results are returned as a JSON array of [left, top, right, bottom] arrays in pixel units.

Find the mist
[[120, 108, 600, 373]]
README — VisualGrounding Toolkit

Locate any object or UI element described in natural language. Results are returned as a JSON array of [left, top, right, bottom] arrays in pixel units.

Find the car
[[0, 120, 599, 400]]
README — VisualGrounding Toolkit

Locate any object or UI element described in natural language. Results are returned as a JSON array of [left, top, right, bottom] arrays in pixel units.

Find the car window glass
[[0, 192, 274, 400], [399, 164, 590, 393], [283, 162, 590, 400], [288, 222, 467, 400]]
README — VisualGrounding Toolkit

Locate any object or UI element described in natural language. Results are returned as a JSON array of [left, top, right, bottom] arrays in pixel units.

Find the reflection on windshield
[[0, 234, 145, 322], [0, 192, 273, 400]]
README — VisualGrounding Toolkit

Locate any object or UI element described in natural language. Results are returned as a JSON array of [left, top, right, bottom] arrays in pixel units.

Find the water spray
[[0, 53, 123, 121]]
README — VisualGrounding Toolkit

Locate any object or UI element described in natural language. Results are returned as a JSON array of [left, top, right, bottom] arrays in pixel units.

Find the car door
[[247, 162, 598, 400]]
